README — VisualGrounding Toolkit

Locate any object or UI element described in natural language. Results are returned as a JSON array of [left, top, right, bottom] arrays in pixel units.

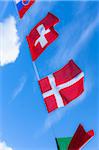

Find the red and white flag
[[68, 124, 94, 150], [26, 12, 59, 61], [39, 60, 84, 113]]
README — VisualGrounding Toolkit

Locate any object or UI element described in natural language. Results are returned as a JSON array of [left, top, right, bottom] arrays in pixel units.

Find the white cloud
[[0, 16, 20, 66], [0, 141, 13, 150], [44, 110, 66, 130], [69, 14, 99, 59], [11, 76, 27, 102], [49, 12, 99, 69], [33, 109, 67, 139]]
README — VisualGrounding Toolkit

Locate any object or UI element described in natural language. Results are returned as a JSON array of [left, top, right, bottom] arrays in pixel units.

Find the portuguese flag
[[56, 124, 94, 150]]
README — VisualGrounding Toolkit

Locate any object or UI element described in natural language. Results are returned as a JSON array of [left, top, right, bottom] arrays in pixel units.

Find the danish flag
[[39, 60, 84, 113], [68, 124, 94, 150], [15, 0, 35, 19], [26, 12, 59, 60]]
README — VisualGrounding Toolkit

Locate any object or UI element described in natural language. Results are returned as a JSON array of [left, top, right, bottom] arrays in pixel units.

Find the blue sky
[[0, 1, 99, 150]]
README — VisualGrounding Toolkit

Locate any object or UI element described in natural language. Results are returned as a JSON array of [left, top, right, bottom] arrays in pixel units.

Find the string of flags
[[15, 1, 94, 149]]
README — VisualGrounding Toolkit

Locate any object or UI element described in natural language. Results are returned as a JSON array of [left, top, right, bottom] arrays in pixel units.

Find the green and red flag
[[56, 124, 94, 150]]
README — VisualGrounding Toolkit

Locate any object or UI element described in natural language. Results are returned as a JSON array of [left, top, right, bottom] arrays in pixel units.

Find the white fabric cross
[[43, 72, 84, 108], [35, 24, 50, 48]]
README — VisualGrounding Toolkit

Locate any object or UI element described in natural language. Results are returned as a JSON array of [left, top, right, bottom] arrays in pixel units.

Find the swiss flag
[[68, 124, 94, 150], [15, 0, 35, 19], [26, 12, 59, 61], [39, 60, 84, 113]]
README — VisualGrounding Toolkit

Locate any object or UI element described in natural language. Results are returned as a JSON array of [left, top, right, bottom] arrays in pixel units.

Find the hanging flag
[[15, 0, 35, 18], [68, 124, 94, 150], [56, 124, 94, 150], [39, 60, 84, 113], [26, 12, 59, 60], [56, 137, 72, 150]]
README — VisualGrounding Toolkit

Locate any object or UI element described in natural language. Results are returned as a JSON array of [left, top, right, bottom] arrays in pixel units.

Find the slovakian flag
[[15, 0, 35, 18], [26, 12, 59, 61], [68, 124, 94, 150], [56, 124, 94, 150], [39, 60, 84, 113]]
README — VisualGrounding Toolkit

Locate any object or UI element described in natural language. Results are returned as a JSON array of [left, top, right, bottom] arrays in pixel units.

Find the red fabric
[[60, 77, 84, 105], [44, 95, 58, 112], [54, 60, 82, 86], [68, 124, 94, 150], [19, 0, 35, 18], [26, 12, 59, 60], [39, 77, 52, 93], [39, 60, 84, 113]]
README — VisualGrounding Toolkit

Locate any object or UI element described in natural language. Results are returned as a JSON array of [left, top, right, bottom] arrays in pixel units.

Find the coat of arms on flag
[[15, 0, 35, 18], [26, 12, 59, 60], [39, 60, 84, 113], [56, 124, 94, 150]]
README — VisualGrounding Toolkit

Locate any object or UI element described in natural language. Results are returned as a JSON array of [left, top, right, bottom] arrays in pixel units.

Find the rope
[[32, 61, 40, 80], [32, 61, 57, 140]]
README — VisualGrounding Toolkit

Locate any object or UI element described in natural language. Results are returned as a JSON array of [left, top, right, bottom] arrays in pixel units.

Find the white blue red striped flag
[[15, 0, 35, 18]]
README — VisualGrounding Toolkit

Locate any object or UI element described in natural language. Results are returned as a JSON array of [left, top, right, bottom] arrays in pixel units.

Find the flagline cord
[[32, 61, 40, 80], [14, 1, 58, 146], [32, 62, 57, 144]]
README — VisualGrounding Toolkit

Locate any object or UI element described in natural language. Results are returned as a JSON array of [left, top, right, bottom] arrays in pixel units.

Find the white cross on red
[[35, 24, 50, 48], [43, 72, 84, 108]]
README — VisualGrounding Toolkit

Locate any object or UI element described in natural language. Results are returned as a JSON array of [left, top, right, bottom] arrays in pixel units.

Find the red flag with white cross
[[26, 12, 59, 61], [39, 60, 84, 113]]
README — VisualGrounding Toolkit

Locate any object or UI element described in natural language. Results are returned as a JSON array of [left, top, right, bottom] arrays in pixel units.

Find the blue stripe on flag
[[17, 1, 24, 11]]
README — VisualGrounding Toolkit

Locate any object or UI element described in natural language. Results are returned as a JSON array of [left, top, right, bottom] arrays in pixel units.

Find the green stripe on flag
[[56, 137, 72, 150]]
